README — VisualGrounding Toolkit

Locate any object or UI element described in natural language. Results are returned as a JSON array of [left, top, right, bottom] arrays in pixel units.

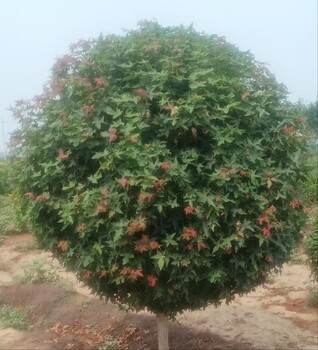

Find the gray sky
[[0, 0, 317, 154]]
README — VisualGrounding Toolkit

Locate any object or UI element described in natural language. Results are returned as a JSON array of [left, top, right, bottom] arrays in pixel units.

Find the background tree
[[10, 22, 308, 349]]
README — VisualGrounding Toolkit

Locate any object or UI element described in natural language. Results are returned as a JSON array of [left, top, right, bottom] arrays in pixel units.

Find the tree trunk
[[157, 313, 169, 350]]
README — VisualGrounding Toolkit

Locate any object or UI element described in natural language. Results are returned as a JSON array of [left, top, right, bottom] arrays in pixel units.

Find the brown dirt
[[0, 233, 317, 350]]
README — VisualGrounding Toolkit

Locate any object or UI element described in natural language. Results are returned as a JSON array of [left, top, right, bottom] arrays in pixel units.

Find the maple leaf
[[257, 215, 270, 225], [187, 243, 193, 251], [147, 274, 158, 287], [289, 198, 303, 209], [99, 270, 107, 279], [135, 88, 148, 99], [145, 41, 161, 52], [161, 161, 171, 170], [108, 127, 118, 143], [134, 244, 148, 253], [154, 179, 165, 192], [57, 240, 69, 252], [57, 149, 69, 162], [25, 192, 35, 199], [215, 195, 222, 203], [224, 246, 233, 255], [76, 223, 87, 233], [282, 125, 297, 136], [182, 228, 198, 241], [266, 205, 277, 215], [140, 234, 150, 245], [219, 168, 229, 180], [138, 192, 154, 202], [191, 128, 198, 139], [265, 255, 274, 263], [184, 206, 195, 215], [121, 267, 144, 280], [149, 241, 161, 250], [82, 104, 95, 115], [82, 269, 93, 280], [35, 192, 50, 202], [262, 224, 273, 239], [164, 103, 179, 116], [118, 177, 129, 188], [197, 241, 207, 251], [127, 217, 146, 235], [94, 200, 108, 214], [239, 170, 248, 177], [100, 187, 109, 196], [94, 77, 108, 88]]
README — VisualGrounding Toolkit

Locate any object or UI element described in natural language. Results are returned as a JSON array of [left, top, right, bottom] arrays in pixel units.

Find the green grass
[[0, 304, 30, 330]]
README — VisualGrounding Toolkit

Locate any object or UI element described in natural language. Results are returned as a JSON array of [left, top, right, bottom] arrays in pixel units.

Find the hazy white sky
[[0, 0, 317, 153]]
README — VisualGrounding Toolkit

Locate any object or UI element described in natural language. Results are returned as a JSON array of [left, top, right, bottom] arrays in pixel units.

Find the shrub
[[306, 217, 318, 282], [10, 22, 308, 348], [0, 161, 9, 195]]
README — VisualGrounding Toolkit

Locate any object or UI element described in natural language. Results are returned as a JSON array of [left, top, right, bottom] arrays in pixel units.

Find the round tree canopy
[[11, 21, 307, 317]]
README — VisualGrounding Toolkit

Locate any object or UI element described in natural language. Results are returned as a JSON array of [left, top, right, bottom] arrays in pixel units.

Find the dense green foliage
[[10, 22, 308, 317], [306, 217, 318, 282], [0, 161, 9, 195], [301, 101, 318, 136]]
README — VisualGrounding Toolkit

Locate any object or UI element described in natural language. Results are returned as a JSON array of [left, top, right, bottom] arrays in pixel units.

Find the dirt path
[[0, 233, 317, 350]]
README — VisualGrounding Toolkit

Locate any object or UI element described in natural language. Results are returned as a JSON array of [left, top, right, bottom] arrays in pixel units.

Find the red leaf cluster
[[127, 217, 146, 235], [57, 149, 69, 162], [121, 267, 144, 280], [118, 177, 129, 188], [184, 206, 195, 215], [138, 192, 154, 202], [108, 127, 118, 143], [160, 161, 170, 170], [289, 198, 303, 209], [57, 240, 69, 252], [94, 200, 108, 214], [182, 228, 198, 241]]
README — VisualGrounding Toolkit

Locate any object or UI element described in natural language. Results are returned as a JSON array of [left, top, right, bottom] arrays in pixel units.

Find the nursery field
[[0, 232, 317, 350]]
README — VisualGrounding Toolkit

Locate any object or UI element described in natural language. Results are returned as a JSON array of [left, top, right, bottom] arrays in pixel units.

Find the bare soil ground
[[0, 233, 317, 350]]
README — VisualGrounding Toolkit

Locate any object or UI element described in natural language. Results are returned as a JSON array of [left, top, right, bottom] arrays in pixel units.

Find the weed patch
[[15, 260, 59, 284], [0, 304, 30, 330]]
